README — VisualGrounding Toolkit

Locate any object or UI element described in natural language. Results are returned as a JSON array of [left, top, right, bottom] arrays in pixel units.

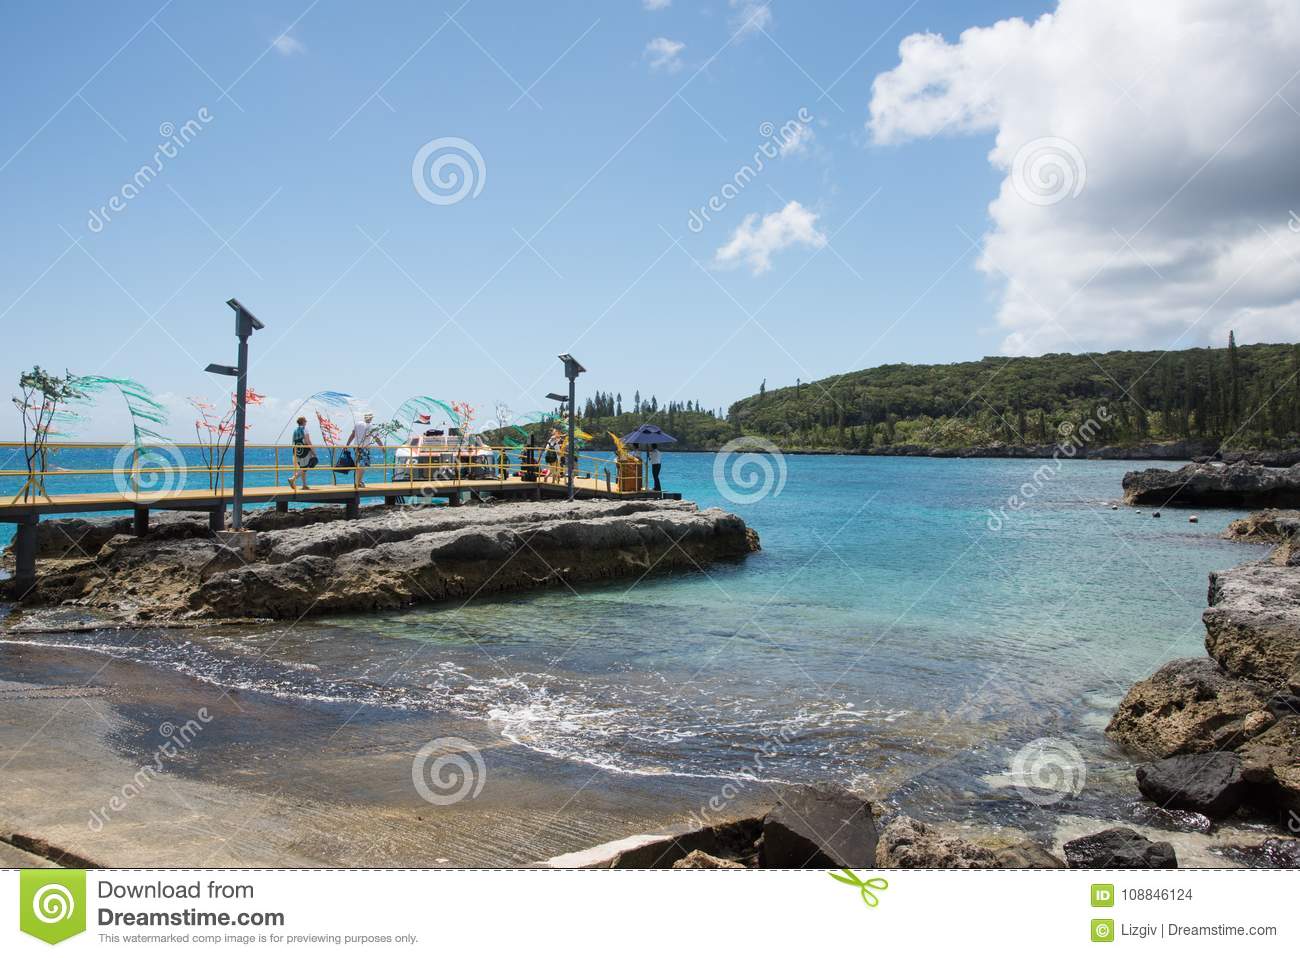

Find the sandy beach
[[0, 641, 772, 868]]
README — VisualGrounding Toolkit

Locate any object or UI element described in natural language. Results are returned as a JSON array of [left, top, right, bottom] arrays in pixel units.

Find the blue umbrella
[[620, 423, 678, 446], [620, 424, 676, 494]]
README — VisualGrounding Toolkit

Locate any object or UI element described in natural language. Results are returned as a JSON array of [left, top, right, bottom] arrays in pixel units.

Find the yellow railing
[[0, 441, 630, 505]]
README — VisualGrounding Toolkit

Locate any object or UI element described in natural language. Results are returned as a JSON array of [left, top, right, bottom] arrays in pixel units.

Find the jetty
[[1, 441, 677, 589]]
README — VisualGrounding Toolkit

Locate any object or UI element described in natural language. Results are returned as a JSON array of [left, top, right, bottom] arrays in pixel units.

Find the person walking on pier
[[345, 412, 376, 488], [648, 444, 662, 492], [290, 416, 315, 491]]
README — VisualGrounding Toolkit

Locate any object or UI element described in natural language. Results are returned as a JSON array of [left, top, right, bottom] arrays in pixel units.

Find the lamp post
[[557, 354, 585, 501], [205, 298, 264, 531]]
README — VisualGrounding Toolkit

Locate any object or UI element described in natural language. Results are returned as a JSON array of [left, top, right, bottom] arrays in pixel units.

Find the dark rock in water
[[1063, 828, 1178, 869], [1204, 562, 1300, 691], [1221, 838, 1300, 869], [759, 784, 877, 868], [608, 818, 762, 868], [671, 849, 745, 869], [1126, 801, 1214, 834], [1107, 658, 1271, 757], [1122, 462, 1300, 508], [1135, 752, 1246, 818]]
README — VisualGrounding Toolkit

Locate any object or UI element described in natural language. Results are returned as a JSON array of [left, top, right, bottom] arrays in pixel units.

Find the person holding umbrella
[[619, 424, 677, 494]]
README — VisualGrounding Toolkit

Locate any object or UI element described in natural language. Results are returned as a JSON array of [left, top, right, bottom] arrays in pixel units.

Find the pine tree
[[1228, 330, 1241, 430]]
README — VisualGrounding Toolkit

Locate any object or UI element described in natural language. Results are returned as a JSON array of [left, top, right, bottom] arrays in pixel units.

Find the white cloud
[[714, 200, 827, 275], [272, 32, 306, 56], [778, 122, 814, 156], [869, 0, 1300, 354], [644, 36, 685, 72], [729, 1, 772, 37], [643, 0, 671, 10]]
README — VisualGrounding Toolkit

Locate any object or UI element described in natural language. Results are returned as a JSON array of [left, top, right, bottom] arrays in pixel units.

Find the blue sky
[[12, 0, 1286, 441]]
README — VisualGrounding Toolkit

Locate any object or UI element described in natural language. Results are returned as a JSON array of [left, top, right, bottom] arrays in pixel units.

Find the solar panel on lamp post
[[557, 355, 585, 501], [205, 298, 264, 531]]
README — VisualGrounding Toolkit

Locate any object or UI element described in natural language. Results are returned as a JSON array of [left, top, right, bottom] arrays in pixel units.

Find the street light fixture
[[205, 298, 264, 531], [557, 354, 584, 501]]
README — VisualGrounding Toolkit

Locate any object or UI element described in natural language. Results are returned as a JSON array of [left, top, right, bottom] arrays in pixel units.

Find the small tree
[[11, 366, 87, 501], [190, 389, 263, 491]]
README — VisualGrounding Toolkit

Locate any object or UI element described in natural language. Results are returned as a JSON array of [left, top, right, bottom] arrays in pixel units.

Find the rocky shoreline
[[2, 499, 759, 627], [1123, 461, 1300, 507], [1102, 509, 1300, 852]]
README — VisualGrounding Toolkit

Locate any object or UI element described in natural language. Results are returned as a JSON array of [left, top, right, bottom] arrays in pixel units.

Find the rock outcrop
[[1062, 828, 1178, 868], [603, 785, 882, 869], [671, 849, 746, 869], [1135, 752, 1246, 819], [874, 817, 999, 868], [3, 500, 760, 623], [1204, 563, 1300, 691], [759, 785, 878, 868], [1106, 658, 1271, 757], [1108, 508, 1300, 839], [1122, 462, 1300, 507]]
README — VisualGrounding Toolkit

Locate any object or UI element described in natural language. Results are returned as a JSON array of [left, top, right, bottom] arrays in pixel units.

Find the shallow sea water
[[0, 452, 1269, 830]]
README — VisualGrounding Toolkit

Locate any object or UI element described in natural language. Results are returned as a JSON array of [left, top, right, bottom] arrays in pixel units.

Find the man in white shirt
[[346, 412, 376, 487], [648, 444, 662, 491]]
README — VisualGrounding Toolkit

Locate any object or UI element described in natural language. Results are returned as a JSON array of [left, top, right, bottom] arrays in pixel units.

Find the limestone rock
[[1106, 658, 1271, 757], [6, 500, 759, 623], [1235, 715, 1300, 812], [1122, 462, 1300, 508], [671, 849, 745, 869], [875, 817, 999, 868], [1204, 562, 1300, 691]]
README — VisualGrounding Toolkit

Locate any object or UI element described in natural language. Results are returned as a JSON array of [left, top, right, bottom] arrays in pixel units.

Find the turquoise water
[[0, 451, 1268, 827]]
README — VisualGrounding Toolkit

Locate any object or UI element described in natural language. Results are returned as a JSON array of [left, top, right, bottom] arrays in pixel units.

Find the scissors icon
[[829, 869, 889, 907]]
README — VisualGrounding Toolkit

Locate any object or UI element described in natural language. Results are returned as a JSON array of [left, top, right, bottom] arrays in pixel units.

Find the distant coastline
[[589, 440, 1300, 466]]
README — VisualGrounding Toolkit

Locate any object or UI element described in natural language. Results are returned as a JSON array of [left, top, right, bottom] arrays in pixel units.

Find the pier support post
[[14, 517, 37, 591], [208, 507, 225, 533], [276, 500, 289, 514], [345, 496, 360, 520], [383, 496, 399, 506], [133, 508, 149, 537]]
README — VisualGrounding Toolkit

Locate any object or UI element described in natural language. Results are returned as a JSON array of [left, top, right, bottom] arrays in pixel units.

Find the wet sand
[[0, 643, 770, 867]]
